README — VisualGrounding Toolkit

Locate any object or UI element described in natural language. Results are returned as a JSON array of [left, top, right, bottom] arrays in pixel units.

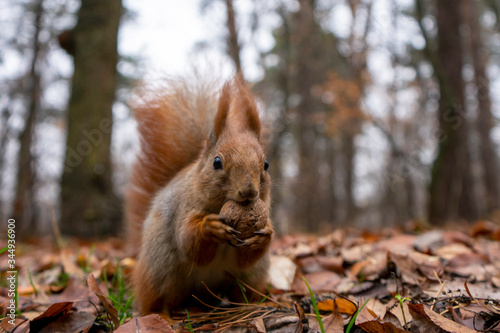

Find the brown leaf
[[317, 298, 357, 315], [114, 314, 174, 332], [322, 299, 344, 333], [408, 303, 476, 333], [315, 255, 344, 275], [355, 303, 409, 333], [86, 274, 120, 328], [291, 271, 342, 293], [293, 301, 308, 333], [356, 320, 408, 333], [470, 220, 498, 238], [29, 301, 74, 332], [49, 278, 99, 314], [250, 317, 267, 333], [448, 306, 485, 331], [464, 280, 500, 316], [38, 311, 96, 333], [382, 310, 404, 329], [1, 317, 29, 333]]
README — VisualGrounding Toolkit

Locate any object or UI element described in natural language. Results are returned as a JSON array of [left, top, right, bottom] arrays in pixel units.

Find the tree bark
[[463, 0, 500, 215], [225, 0, 243, 78], [295, 0, 320, 230], [13, 0, 44, 235], [342, 133, 355, 221], [428, 0, 480, 223], [60, 0, 122, 237]]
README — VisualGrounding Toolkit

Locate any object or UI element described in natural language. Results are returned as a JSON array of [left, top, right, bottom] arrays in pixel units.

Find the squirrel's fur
[[125, 77, 273, 313]]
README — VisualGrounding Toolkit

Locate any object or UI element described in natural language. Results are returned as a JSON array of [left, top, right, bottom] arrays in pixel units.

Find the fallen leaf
[[322, 299, 344, 333], [269, 255, 297, 291], [408, 303, 476, 333], [114, 314, 174, 332], [1, 317, 29, 333], [86, 274, 120, 328], [293, 301, 308, 333], [29, 301, 74, 332], [317, 298, 357, 315], [38, 311, 96, 333], [292, 271, 341, 293], [315, 255, 344, 275], [382, 310, 404, 329], [250, 317, 266, 333], [413, 230, 444, 254]]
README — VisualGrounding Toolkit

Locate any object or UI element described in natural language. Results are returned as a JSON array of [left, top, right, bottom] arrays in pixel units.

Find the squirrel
[[125, 77, 273, 314]]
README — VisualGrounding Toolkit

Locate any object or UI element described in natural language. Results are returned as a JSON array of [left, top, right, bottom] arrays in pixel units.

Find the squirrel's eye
[[213, 156, 223, 170], [264, 160, 269, 171]]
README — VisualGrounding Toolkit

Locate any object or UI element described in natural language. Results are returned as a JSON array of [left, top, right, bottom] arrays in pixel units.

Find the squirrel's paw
[[238, 225, 273, 250], [203, 214, 244, 246]]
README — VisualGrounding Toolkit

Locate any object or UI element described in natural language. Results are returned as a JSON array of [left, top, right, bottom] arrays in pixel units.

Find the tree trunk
[[294, 0, 320, 231], [225, 0, 243, 78], [342, 133, 355, 222], [13, 0, 43, 236], [428, 0, 480, 223], [60, 0, 122, 237], [463, 0, 500, 215]]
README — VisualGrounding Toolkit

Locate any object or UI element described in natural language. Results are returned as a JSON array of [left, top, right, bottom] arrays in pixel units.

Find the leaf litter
[[0, 221, 499, 332]]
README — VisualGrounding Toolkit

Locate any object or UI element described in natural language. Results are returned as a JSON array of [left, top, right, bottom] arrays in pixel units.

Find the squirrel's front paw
[[238, 224, 273, 250], [203, 214, 245, 246]]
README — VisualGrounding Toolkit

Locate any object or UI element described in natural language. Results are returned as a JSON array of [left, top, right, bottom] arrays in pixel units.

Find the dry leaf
[[86, 274, 120, 328], [408, 303, 476, 333], [322, 299, 344, 333], [317, 298, 357, 315], [114, 314, 174, 332], [250, 317, 266, 333], [38, 311, 96, 333], [29, 301, 74, 332]]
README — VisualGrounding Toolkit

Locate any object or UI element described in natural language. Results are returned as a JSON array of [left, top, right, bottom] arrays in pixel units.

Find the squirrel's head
[[199, 79, 271, 208]]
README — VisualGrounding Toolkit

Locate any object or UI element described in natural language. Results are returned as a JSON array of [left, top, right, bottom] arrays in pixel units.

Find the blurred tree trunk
[[295, 0, 320, 230], [224, 0, 243, 78], [463, 0, 500, 215], [342, 133, 355, 221], [13, 0, 43, 235], [428, 0, 480, 223], [61, 0, 122, 237], [266, 5, 292, 235]]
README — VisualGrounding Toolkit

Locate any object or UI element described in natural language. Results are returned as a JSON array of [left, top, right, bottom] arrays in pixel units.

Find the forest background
[[1, 0, 500, 238]]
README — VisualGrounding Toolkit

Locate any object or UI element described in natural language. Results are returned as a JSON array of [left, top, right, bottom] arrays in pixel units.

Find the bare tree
[[224, 0, 243, 78], [462, 0, 500, 215], [424, 0, 480, 223], [13, 0, 44, 235], [60, 0, 123, 237]]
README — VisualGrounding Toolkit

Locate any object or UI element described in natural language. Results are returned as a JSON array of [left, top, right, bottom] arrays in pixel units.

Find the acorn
[[220, 199, 268, 239]]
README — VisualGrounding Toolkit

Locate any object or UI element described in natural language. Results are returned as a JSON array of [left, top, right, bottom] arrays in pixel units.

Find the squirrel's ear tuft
[[234, 79, 261, 136], [214, 82, 232, 140], [214, 78, 261, 140]]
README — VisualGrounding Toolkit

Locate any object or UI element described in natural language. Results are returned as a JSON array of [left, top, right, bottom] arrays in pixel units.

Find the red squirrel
[[125, 77, 273, 313]]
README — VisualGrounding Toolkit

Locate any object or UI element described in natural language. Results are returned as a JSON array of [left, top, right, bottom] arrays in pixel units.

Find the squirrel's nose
[[238, 186, 258, 202]]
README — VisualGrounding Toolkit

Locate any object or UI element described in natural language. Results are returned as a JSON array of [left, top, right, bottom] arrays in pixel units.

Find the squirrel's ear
[[234, 78, 261, 136], [214, 79, 261, 140], [214, 82, 231, 140]]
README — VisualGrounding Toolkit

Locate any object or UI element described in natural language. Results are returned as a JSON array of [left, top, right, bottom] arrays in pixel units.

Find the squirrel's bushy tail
[[125, 78, 218, 248]]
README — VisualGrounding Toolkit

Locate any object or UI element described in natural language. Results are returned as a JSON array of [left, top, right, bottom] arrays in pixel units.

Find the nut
[[219, 199, 268, 239]]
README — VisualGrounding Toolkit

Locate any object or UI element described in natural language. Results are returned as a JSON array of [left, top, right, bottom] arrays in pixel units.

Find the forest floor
[[1, 220, 500, 332]]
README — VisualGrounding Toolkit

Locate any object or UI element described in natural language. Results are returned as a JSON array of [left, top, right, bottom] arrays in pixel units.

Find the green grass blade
[[302, 276, 325, 333], [28, 269, 38, 294], [184, 309, 195, 333], [346, 298, 370, 333], [236, 279, 249, 304]]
